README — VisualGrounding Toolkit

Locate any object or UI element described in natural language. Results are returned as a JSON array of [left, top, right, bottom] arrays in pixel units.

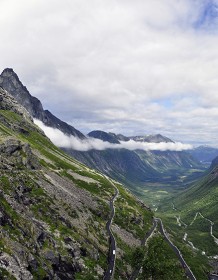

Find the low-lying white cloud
[[34, 119, 192, 152]]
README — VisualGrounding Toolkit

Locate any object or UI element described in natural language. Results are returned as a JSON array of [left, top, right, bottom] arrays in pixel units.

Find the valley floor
[[131, 168, 206, 209]]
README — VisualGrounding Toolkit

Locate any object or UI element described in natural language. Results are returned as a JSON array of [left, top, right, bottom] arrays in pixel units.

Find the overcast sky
[[1, 0, 218, 146]]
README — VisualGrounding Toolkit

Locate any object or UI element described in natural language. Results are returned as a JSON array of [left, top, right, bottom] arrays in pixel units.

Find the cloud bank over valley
[[34, 119, 193, 152]]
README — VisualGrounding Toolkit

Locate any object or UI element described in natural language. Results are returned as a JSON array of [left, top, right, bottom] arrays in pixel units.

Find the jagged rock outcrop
[[0, 86, 32, 121], [0, 138, 39, 170]]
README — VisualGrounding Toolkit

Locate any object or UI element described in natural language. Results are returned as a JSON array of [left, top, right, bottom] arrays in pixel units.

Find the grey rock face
[[0, 138, 40, 170], [0, 68, 43, 119], [0, 68, 85, 139], [0, 87, 32, 121]]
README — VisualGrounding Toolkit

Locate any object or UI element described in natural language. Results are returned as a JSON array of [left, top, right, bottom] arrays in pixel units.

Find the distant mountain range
[[88, 130, 173, 144], [0, 68, 204, 188]]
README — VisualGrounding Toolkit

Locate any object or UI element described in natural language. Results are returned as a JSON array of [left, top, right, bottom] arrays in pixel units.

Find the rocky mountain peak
[[0, 68, 31, 97], [1, 68, 19, 78]]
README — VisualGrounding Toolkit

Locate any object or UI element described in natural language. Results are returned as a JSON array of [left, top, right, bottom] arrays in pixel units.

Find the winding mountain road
[[155, 218, 196, 280], [130, 217, 196, 280], [103, 187, 216, 280], [103, 178, 119, 280]]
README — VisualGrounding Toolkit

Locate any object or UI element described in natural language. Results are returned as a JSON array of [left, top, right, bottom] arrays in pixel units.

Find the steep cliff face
[[0, 69, 43, 120], [0, 87, 154, 279], [0, 68, 85, 138]]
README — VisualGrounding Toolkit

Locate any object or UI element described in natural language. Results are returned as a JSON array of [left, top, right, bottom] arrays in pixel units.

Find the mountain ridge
[[88, 130, 174, 144]]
